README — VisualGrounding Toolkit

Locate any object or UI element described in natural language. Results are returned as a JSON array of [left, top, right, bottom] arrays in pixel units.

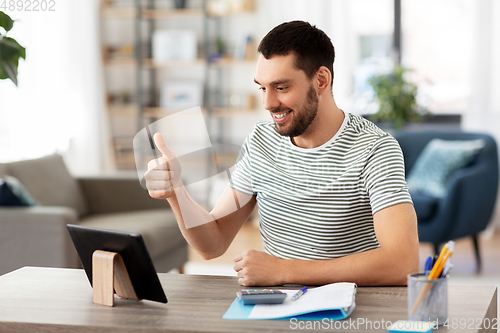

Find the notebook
[[223, 282, 356, 320]]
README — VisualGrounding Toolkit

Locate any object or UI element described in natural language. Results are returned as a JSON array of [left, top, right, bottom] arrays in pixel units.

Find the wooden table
[[0, 267, 496, 332]]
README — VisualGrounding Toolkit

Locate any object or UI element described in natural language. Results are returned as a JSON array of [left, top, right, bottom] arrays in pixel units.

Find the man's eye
[[277, 87, 287, 91], [259, 87, 266, 92]]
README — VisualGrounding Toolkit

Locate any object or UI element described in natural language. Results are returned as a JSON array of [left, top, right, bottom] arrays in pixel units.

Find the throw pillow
[[0, 176, 38, 206], [0, 179, 24, 206], [406, 138, 485, 198]]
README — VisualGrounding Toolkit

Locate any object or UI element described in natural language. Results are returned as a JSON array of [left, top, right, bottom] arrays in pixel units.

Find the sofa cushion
[[80, 209, 184, 258], [410, 192, 439, 222], [7, 154, 89, 216]]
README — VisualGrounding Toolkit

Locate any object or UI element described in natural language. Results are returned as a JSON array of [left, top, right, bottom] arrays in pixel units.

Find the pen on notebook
[[291, 286, 308, 301]]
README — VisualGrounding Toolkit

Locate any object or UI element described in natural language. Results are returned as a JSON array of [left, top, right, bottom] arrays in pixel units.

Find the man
[[145, 21, 419, 287]]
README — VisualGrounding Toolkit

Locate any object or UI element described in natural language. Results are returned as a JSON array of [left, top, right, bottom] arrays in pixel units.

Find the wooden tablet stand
[[92, 250, 141, 307]]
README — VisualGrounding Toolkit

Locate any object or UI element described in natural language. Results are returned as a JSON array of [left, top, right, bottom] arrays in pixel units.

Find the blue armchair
[[395, 131, 499, 270]]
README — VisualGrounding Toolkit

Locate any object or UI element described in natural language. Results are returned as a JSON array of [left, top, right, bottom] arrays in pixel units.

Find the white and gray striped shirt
[[230, 112, 413, 260]]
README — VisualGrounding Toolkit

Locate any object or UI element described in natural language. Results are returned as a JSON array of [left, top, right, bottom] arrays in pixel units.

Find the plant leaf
[[0, 35, 25, 85], [0, 37, 26, 60], [0, 12, 24, 86], [0, 62, 8, 79], [0, 11, 14, 32], [0, 60, 18, 85]]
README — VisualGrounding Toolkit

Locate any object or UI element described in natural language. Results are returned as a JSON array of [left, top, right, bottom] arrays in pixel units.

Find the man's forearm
[[281, 245, 419, 286], [167, 186, 256, 260], [166, 186, 227, 259]]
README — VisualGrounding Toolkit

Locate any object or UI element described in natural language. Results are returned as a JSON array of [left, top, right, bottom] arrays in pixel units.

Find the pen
[[291, 286, 308, 301], [424, 256, 433, 276], [424, 260, 454, 307], [432, 254, 438, 267], [440, 262, 453, 278]]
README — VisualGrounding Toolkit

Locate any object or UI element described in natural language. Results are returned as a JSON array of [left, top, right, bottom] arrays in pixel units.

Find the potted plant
[[368, 66, 426, 129], [0, 11, 26, 86]]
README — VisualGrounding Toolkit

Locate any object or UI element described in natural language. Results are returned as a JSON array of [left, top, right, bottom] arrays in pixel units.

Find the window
[[401, 0, 475, 114]]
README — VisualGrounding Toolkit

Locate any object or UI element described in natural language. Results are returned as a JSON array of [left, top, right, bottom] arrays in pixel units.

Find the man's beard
[[273, 85, 319, 138]]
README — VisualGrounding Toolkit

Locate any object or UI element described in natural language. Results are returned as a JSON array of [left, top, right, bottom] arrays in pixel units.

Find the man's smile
[[271, 109, 292, 123]]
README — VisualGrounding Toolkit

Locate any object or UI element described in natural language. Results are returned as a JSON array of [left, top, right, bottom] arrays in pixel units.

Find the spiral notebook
[[223, 282, 356, 320]]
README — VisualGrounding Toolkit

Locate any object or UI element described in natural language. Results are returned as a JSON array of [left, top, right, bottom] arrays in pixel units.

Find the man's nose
[[262, 90, 280, 111]]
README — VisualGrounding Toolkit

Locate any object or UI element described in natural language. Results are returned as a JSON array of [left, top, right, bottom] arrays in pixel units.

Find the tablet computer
[[67, 224, 167, 303]]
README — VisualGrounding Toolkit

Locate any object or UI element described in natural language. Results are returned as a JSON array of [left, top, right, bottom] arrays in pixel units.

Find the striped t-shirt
[[229, 112, 413, 260]]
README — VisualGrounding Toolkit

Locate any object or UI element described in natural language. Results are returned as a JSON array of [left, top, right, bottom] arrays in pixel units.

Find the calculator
[[236, 289, 287, 305]]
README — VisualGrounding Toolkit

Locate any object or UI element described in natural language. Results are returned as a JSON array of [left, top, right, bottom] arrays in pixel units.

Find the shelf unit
[[100, 0, 258, 199]]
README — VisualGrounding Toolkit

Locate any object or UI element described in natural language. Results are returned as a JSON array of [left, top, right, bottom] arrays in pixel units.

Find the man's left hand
[[233, 249, 287, 286]]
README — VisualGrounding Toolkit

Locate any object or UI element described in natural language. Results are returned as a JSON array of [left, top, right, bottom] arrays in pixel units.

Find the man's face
[[254, 54, 319, 138]]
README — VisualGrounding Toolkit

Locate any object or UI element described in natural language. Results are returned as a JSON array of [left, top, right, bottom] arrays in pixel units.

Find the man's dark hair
[[258, 21, 335, 87]]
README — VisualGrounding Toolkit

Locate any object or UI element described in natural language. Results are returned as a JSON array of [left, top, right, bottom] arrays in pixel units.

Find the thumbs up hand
[[144, 133, 182, 200]]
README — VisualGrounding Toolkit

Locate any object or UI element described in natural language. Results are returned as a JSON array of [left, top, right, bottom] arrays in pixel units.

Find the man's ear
[[316, 66, 332, 96]]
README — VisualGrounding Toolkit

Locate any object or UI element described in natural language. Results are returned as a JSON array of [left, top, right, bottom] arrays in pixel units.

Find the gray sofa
[[0, 154, 188, 276]]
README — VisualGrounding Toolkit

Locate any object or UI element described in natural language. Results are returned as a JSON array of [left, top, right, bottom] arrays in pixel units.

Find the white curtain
[[463, 0, 500, 229], [0, 0, 112, 174], [464, 0, 500, 136]]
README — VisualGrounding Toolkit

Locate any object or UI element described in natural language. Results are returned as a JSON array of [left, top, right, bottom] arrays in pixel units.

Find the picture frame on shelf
[[160, 80, 204, 110]]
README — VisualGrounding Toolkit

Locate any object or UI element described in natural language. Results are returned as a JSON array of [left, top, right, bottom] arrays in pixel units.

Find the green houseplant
[[0, 11, 26, 86], [368, 66, 426, 129]]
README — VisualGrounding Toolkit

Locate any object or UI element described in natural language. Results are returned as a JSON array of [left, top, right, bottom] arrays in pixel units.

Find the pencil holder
[[407, 273, 448, 325]]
